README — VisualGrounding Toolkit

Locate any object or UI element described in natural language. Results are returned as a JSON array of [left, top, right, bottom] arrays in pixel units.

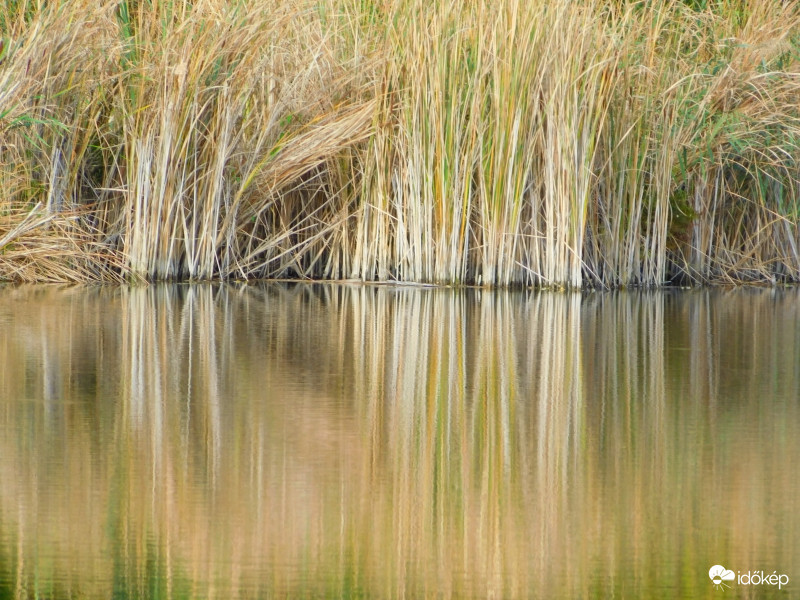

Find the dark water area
[[0, 283, 798, 599]]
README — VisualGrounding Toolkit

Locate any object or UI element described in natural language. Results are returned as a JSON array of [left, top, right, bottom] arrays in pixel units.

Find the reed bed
[[1, 0, 799, 287]]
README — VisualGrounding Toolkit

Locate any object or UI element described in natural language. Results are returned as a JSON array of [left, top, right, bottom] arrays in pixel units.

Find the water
[[0, 283, 798, 599]]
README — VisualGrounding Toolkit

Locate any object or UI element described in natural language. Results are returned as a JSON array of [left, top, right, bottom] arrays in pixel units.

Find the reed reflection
[[0, 284, 798, 598]]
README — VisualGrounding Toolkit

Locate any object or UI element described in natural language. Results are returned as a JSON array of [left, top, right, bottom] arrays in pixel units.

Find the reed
[[1, 0, 799, 286]]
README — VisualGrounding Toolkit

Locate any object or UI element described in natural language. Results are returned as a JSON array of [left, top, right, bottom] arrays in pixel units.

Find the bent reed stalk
[[1, 0, 799, 287]]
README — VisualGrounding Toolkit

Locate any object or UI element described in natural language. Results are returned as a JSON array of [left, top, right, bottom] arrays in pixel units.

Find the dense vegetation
[[1, 0, 799, 287]]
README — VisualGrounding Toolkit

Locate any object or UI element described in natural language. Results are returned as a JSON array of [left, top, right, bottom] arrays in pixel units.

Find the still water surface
[[0, 284, 798, 599]]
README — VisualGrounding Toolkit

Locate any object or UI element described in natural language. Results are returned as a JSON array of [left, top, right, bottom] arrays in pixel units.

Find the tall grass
[[1, 0, 799, 286]]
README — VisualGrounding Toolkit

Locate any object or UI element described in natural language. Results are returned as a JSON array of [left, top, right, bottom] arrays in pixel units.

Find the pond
[[0, 283, 798, 598]]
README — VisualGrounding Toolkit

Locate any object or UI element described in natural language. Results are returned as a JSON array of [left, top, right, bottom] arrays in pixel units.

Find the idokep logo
[[709, 564, 790, 591], [709, 565, 735, 591]]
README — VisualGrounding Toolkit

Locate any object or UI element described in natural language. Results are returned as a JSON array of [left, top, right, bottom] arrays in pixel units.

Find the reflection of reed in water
[[0, 285, 799, 598]]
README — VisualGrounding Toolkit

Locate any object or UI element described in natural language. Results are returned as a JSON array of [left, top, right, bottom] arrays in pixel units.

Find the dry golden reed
[[1, 0, 799, 287]]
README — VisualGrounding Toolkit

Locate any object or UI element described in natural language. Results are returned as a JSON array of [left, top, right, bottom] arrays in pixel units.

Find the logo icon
[[709, 565, 735, 591]]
